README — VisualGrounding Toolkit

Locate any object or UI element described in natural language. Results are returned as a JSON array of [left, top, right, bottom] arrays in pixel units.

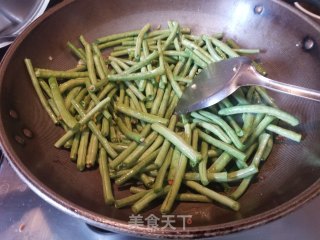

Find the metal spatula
[[175, 56, 320, 114]]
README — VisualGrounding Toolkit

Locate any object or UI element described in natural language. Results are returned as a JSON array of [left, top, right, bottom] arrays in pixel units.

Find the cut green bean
[[198, 130, 246, 161], [116, 103, 169, 125], [77, 129, 90, 171], [98, 148, 114, 204], [134, 23, 151, 60], [193, 119, 231, 144], [115, 117, 144, 143], [49, 77, 78, 129], [72, 100, 118, 158], [266, 124, 301, 142], [184, 180, 240, 211], [35, 69, 89, 79], [59, 78, 87, 94], [25, 59, 58, 124], [151, 123, 202, 166], [218, 105, 299, 126]]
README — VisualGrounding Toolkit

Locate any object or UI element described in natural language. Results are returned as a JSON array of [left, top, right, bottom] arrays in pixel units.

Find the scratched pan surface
[[0, 0, 320, 238]]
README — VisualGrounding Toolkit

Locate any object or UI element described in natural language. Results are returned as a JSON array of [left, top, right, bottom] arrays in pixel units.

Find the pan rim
[[0, 0, 320, 237]]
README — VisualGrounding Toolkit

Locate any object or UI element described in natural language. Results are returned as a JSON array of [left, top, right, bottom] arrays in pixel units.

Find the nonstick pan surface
[[0, 0, 320, 238]]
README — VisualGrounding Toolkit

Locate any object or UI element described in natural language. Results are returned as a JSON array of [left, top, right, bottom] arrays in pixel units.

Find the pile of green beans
[[25, 21, 302, 213]]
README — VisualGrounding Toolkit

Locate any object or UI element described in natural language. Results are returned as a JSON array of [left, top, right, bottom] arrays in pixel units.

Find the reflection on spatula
[[175, 56, 320, 114]]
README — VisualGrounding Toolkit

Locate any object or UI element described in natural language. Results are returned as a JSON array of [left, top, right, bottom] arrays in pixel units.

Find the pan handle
[[285, 0, 320, 9]]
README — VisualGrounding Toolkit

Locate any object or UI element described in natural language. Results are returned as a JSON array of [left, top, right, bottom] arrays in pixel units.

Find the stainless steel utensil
[[0, 0, 49, 48], [176, 56, 320, 114]]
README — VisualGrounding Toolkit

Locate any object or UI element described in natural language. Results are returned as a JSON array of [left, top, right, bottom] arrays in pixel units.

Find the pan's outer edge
[[0, 0, 320, 238]]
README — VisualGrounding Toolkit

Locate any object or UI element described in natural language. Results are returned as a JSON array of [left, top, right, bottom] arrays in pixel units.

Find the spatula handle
[[254, 72, 320, 102]]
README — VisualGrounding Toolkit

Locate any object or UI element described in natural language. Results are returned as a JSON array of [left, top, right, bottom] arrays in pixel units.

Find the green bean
[[151, 123, 202, 166], [219, 105, 299, 126], [98, 37, 134, 50], [192, 128, 199, 151], [208, 149, 220, 158], [161, 151, 187, 213], [115, 117, 144, 143], [70, 132, 81, 161], [24, 59, 58, 124], [233, 49, 261, 54], [198, 130, 246, 161], [158, 85, 172, 117], [93, 54, 106, 81], [184, 171, 227, 182], [59, 78, 87, 94], [140, 134, 164, 160], [115, 149, 160, 185], [244, 115, 275, 147], [107, 65, 164, 82], [115, 190, 150, 208], [66, 64, 87, 73], [179, 58, 192, 78], [154, 147, 174, 192], [72, 100, 118, 158], [199, 141, 209, 186], [138, 173, 155, 188], [116, 103, 168, 125], [210, 37, 239, 58], [122, 131, 158, 168], [150, 88, 164, 115], [208, 152, 231, 173], [184, 181, 240, 211], [153, 115, 177, 168], [98, 148, 114, 204], [255, 87, 277, 108], [77, 129, 90, 171], [182, 38, 214, 64], [188, 64, 199, 79], [168, 147, 181, 181], [126, 88, 142, 111], [39, 79, 52, 98], [162, 21, 179, 50], [129, 186, 146, 194], [241, 113, 255, 142], [246, 86, 256, 102], [227, 165, 258, 181], [67, 41, 86, 62], [77, 97, 110, 125], [251, 133, 271, 167], [261, 137, 273, 161], [164, 62, 182, 98], [230, 177, 251, 200], [184, 48, 207, 68], [202, 35, 222, 61], [96, 30, 140, 44], [160, 115, 191, 213], [198, 111, 244, 149], [266, 124, 301, 142], [54, 128, 78, 148], [79, 37, 97, 84], [49, 77, 78, 129], [132, 186, 170, 214], [86, 123, 100, 168], [165, 95, 179, 119], [125, 50, 159, 74], [93, 44, 109, 75], [134, 23, 151, 60], [164, 50, 189, 59], [65, 86, 81, 110], [193, 119, 231, 144], [232, 88, 249, 105], [36, 69, 89, 79]]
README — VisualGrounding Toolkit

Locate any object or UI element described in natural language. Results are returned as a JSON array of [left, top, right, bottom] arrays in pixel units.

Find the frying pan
[[0, 0, 320, 238]]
